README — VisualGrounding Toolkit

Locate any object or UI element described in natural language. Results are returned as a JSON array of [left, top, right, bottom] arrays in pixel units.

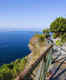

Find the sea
[[0, 31, 38, 66]]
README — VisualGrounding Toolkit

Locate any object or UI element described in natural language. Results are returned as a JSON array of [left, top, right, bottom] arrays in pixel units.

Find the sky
[[0, 0, 66, 31]]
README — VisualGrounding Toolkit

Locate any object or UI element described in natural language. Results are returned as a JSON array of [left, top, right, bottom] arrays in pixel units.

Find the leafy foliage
[[0, 58, 27, 80], [50, 17, 66, 33], [34, 33, 45, 42], [43, 28, 50, 33], [50, 17, 66, 42], [61, 33, 66, 42], [39, 34, 45, 41], [52, 33, 57, 39], [43, 29, 50, 39], [56, 40, 62, 46]]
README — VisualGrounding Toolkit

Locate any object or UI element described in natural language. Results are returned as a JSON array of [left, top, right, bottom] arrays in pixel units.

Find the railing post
[[39, 47, 53, 80], [16, 45, 53, 80]]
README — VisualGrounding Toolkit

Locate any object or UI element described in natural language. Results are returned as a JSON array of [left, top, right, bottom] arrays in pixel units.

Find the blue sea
[[0, 31, 37, 66]]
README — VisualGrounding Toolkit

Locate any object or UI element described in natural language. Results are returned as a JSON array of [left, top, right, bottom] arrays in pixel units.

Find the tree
[[50, 17, 66, 33], [50, 17, 66, 40], [61, 33, 66, 42], [43, 28, 50, 34], [43, 28, 50, 38], [39, 34, 45, 41], [52, 33, 57, 39]]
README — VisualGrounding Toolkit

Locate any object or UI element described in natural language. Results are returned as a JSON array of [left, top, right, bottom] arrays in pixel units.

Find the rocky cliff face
[[25, 36, 50, 69]]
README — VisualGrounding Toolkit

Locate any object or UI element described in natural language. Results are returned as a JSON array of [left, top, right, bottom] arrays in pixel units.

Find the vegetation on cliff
[[43, 29, 50, 39], [0, 57, 27, 80], [50, 17, 66, 42], [50, 17, 66, 32]]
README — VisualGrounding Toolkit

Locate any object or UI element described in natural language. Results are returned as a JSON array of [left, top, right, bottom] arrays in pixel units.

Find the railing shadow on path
[[49, 58, 66, 80], [52, 43, 66, 64], [52, 68, 66, 80], [52, 57, 66, 64], [52, 52, 62, 64]]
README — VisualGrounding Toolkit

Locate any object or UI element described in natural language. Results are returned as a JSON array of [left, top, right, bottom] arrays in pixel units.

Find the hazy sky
[[0, 0, 66, 31]]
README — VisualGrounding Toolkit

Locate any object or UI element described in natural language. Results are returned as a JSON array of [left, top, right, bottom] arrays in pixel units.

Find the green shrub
[[43, 29, 50, 34], [45, 32, 50, 38], [61, 33, 66, 43], [34, 33, 45, 42], [56, 40, 62, 46], [53, 33, 57, 39], [39, 34, 45, 41], [0, 58, 27, 80], [0, 64, 13, 80]]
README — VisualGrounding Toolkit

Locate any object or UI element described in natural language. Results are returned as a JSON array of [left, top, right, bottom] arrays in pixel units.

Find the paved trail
[[50, 45, 66, 80]]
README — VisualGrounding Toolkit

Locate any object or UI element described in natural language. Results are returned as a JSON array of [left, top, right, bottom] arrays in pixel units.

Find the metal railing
[[16, 45, 53, 80]]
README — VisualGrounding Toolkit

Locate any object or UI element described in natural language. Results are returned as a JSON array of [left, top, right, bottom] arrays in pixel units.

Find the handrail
[[16, 45, 53, 80]]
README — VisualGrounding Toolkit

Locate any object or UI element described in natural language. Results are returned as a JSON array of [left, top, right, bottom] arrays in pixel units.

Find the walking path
[[50, 44, 66, 80]]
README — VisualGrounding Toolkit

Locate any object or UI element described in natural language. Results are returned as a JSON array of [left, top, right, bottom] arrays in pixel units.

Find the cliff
[[25, 35, 50, 69]]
